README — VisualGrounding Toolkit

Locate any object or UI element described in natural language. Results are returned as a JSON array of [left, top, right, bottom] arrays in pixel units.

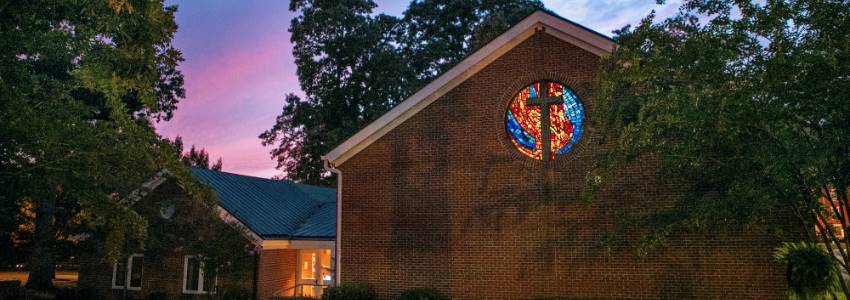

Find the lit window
[[112, 254, 143, 290], [183, 255, 216, 294], [506, 81, 585, 160]]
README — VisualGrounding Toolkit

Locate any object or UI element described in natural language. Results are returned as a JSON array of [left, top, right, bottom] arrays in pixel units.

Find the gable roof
[[322, 10, 615, 167], [191, 168, 336, 240]]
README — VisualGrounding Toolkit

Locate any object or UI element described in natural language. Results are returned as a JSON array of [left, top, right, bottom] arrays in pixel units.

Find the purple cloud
[[158, 0, 679, 178]]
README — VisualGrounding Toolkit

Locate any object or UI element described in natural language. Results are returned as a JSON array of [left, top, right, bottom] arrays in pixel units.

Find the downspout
[[323, 158, 342, 286], [252, 251, 259, 300]]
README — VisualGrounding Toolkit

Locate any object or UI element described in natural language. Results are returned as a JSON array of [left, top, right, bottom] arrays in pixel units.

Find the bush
[[0, 281, 20, 300], [218, 288, 253, 300], [78, 287, 100, 300], [396, 287, 449, 300], [54, 288, 78, 300], [56, 287, 100, 300], [321, 283, 376, 300], [774, 242, 839, 299], [144, 291, 171, 300], [22, 289, 55, 300]]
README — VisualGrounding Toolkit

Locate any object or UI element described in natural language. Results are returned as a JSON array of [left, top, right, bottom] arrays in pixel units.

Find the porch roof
[[191, 168, 336, 240]]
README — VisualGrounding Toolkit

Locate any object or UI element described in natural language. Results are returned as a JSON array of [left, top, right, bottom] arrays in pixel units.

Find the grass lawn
[[0, 271, 78, 288]]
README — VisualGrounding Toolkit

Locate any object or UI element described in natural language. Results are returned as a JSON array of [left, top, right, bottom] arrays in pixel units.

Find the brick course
[[79, 251, 257, 300], [257, 249, 297, 299], [77, 181, 257, 300], [337, 32, 788, 299]]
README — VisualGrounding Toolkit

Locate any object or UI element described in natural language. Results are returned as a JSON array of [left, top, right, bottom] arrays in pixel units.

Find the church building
[[78, 168, 336, 299], [322, 10, 786, 299]]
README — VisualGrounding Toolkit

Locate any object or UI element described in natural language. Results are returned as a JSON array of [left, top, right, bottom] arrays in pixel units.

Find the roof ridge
[[290, 201, 332, 237], [321, 9, 615, 166], [191, 167, 334, 190], [535, 9, 614, 42], [190, 168, 336, 240]]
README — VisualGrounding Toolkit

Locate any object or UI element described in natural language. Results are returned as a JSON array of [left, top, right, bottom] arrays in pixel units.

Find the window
[[506, 81, 585, 160], [183, 255, 216, 294], [112, 254, 143, 290]]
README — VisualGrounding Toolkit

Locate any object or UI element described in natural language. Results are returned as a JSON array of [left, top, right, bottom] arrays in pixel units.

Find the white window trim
[[111, 254, 143, 291], [182, 255, 217, 295]]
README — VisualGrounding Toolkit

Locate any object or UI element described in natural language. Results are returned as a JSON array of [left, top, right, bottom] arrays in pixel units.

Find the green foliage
[[397, 0, 542, 81], [775, 242, 839, 299], [167, 136, 223, 171], [592, 0, 850, 296], [143, 291, 171, 300], [0, 0, 246, 291], [138, 179, 254, 279], [50, 287, 100, 300], [217, 288, 253, 300], [321, 283, 377, 300], [261, 0, 541, 185], [396, 287, 449, 300]]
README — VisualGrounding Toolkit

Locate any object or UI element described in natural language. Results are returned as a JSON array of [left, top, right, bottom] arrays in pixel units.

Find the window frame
[[182, 255, 217, 295], [111, 253, 143, 291]]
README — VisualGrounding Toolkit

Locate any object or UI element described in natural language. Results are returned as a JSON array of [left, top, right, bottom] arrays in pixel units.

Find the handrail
[[270, 283, 330, 299]]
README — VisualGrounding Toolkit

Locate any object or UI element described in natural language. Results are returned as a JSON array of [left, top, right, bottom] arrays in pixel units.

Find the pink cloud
[[156, 31, 299, 178], [160, 1, 680, 179]]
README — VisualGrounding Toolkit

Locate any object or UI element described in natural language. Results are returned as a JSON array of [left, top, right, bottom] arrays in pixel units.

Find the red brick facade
[[257, 249, 298, 299], [77, 180, 258, 299], [818, 190, 848, 240], [336, 32, 787, 299], [78, 251, 256, 300]]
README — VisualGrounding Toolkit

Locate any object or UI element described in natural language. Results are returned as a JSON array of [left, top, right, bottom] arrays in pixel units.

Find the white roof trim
[[261, 239, 335, 250], [322, 10, 614, 166], [118, 169, 172, 207], [121, 169, 266, 246], [217, 206, 264, 245]]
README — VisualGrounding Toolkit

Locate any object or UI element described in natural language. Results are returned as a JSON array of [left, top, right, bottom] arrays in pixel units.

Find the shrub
[[54, 288, 78, 300], [144, 291, 171, 300], [396, 287, 449, 300], [774, 242, 839, 299], [0, 281, 20, 300], [321, 283, 376, 300], [30, 287, 101, 300], [78, 287, 100, 300], [23, 289, 58, 300], [218, 288, 253, 300]]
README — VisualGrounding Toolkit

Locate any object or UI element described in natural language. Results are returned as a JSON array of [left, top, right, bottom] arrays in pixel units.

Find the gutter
[[322, 157, 342, 286]]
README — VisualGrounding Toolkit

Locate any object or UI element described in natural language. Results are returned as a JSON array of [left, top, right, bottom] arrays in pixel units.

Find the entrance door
[[297, 249, 332, 298]]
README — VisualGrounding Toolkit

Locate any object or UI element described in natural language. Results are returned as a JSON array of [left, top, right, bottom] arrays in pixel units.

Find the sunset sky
[[156, 0, 682, 178]]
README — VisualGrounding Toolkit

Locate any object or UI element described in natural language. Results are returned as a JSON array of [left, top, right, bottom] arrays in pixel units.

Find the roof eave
[[322, 10, 614, 167]]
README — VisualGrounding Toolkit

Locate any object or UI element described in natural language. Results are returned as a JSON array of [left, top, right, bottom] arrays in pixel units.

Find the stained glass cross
[[526, 81, 562, 162]]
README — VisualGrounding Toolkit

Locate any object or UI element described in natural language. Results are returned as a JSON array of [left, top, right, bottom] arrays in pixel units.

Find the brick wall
[[79, 251, 255, 300], [77, 180, 256, 299], [257, 249, 297, 299], [337, 32, 789, 299]]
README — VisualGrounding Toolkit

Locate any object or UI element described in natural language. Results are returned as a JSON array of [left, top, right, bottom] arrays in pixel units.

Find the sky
[[156, 0, 682, 179]]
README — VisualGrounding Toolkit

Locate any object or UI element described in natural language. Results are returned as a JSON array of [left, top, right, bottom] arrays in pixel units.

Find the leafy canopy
[[0, 0, 241, 290], [592, 0, 850, 295], [261, 0, 542, 185], [168, 136, 224, 171]]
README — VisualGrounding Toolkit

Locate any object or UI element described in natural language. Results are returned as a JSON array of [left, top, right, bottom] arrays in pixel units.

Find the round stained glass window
[[505, 81, 585, 160]]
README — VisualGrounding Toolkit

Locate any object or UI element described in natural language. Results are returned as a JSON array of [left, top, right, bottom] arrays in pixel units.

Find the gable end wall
[[337, 32, 786, 299]]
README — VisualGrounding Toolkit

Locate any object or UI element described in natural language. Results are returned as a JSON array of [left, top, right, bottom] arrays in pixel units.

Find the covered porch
[[259, 240, 335, 299]]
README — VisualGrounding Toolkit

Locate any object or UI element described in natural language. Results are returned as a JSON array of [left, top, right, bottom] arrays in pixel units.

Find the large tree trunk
[[24, 192, 58, 291]]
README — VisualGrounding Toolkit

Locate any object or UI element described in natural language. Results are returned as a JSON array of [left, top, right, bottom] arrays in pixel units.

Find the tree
[[0, 0, 186, 290], [261, 0, 542, 185], [397, 0, 542, 82], [261, 0, 413, 185], [591, 0, 850, 296], [169, 137, 223, 171]]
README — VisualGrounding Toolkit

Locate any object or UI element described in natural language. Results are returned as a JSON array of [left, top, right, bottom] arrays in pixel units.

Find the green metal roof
[[191, 168, 335, 240]]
